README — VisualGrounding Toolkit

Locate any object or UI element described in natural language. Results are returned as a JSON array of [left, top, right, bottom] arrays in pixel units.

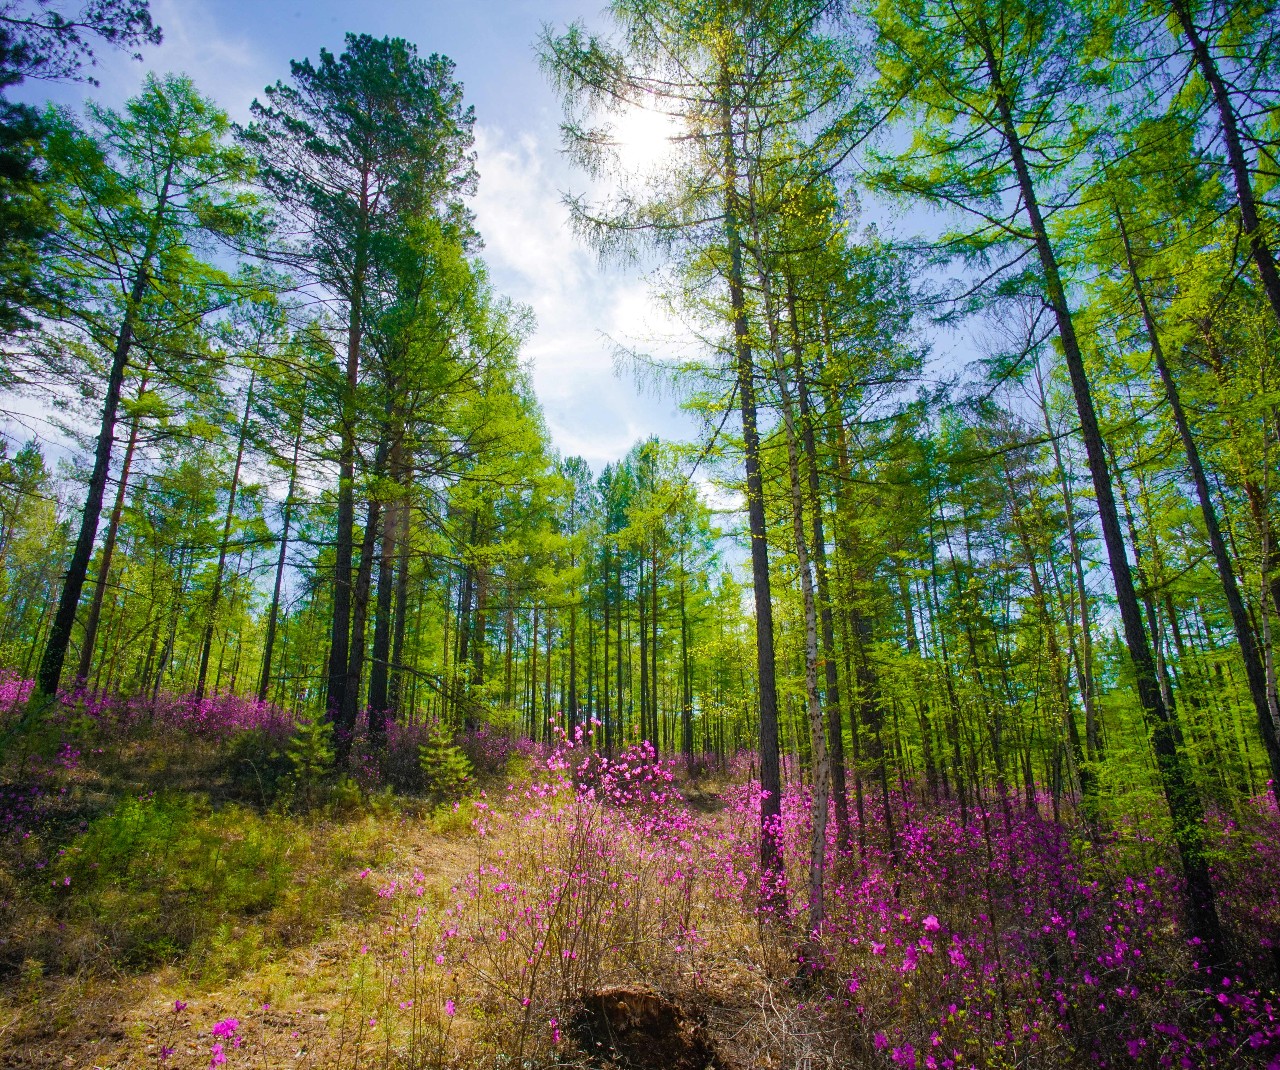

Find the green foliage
[[47, 794, 296, 969], [225, 727, 291, 803], [327, 774, 364, 815], [419, 723, 472, 803], [286, 717, 334, 798]]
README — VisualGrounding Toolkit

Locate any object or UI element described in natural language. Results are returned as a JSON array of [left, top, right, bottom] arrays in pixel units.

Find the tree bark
[[983, 30, 1222, 954], [76, 367, 150, 687], [603, 539, 613, 754], [794, 289, 852, 855], [772, 346, 831, 945], [196, 370, 255, 701], [388, 455, 413, 716], [367, 437, 402, 735], [258, 406, 305, 703], [326, 235, 367, 726], [337, 427, 389, 758], [680, 567, 694, 767], [37, 265, 151, 700], [1116, 205, 1280, 800], [723, 84, 785, 912]]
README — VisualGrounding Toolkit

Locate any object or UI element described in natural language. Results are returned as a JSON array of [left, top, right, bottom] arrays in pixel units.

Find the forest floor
[[2, 706, 1279, 1069], [1, 811, 478, 1069], [0, 735, 781, 1070]]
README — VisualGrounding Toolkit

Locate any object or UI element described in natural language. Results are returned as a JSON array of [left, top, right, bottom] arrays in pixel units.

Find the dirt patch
[[571, 985, 735, 1070]]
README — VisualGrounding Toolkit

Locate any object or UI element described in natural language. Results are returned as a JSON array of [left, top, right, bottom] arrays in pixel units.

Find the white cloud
[[14, 17, 709, 481], [83, 0, 268, 118], [472, 123, 697, 472]]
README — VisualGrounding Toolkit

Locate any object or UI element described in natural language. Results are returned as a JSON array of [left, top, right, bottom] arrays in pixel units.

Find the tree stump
[[570, 985, 733, 1070]]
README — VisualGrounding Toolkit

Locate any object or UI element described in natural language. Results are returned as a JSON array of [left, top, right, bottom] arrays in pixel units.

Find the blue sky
[[20, 0, 698, 472]]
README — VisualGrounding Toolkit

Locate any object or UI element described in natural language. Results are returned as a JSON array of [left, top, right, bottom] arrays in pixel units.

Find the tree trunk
[[77, 367, 150, 687], [795, 292, 852, 855], [638, 554, 651, 743], [772, 346, 831, 947], [530, 604, 539, 741], [680, 568, 694, 767], [1169, 0, 1280, 328], [1001, 462, 1092, 812], [326, 246, 367, 726], [337, 426, 389, 757], [196, 370, 256, 701], [544, 607, 554, 740], [569, 548, 579, 739], [1035, 364, 1100, 762], [339, 496, 380, 757], [474, 547, 488, 692], [1116, 205, 1280, 801], [36, 265, 151, 701], [722, 83, 785, 911], [617, 557, 626, 747], [650, 534, 659, 747], [984, 33, 1222, 954], [259, 407, 305, 703], [367, 439, 402, 738], [455, 513, 477, 716], [603, 541, 612, 754], [388, 455, 413, 716]]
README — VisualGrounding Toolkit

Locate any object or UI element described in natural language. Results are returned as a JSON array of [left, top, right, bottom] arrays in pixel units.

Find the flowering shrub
[[407, 747, 1280, 1068], [457, 723, 521, 777], [742, 781, 1280, 1068], [418, 742, 727, 1061], [0, 669, 33, 710], [573, 739, 682, 809]]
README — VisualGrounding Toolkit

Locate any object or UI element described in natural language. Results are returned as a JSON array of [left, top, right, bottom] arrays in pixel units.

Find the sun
[[609, 101, 684, 175]]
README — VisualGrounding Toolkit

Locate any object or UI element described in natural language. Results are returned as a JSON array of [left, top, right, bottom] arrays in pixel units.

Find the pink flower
[[211, 1019, 239, 1039], [445, 999, 456, 1017], [209, 1042, 226, 1067], [922, 915, 941, 932]]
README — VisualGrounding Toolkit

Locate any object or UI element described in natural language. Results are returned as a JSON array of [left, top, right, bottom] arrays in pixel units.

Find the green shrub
[[225, 727, 291, 804], [327, 774, 364, 815], [287, 716, 335, 778], [47, 794, 299, 971], [418, 723, 472, 803], [286, 717, 334, 806]]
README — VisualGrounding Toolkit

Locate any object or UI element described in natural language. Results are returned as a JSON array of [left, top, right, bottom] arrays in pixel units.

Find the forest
[[0, 0, 1278, 1066]]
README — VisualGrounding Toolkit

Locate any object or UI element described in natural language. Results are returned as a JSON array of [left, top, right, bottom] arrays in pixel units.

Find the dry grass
[[0, 771, 837, 1070], [0, 800, 480, 1069], [6, 746, 1276, 1070]]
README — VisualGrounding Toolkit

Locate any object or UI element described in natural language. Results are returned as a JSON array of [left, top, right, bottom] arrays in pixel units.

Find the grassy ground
[[2, 714, 1278, 1069], [1, 792, 478, 1068], [0, 729, 816, 1069]]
